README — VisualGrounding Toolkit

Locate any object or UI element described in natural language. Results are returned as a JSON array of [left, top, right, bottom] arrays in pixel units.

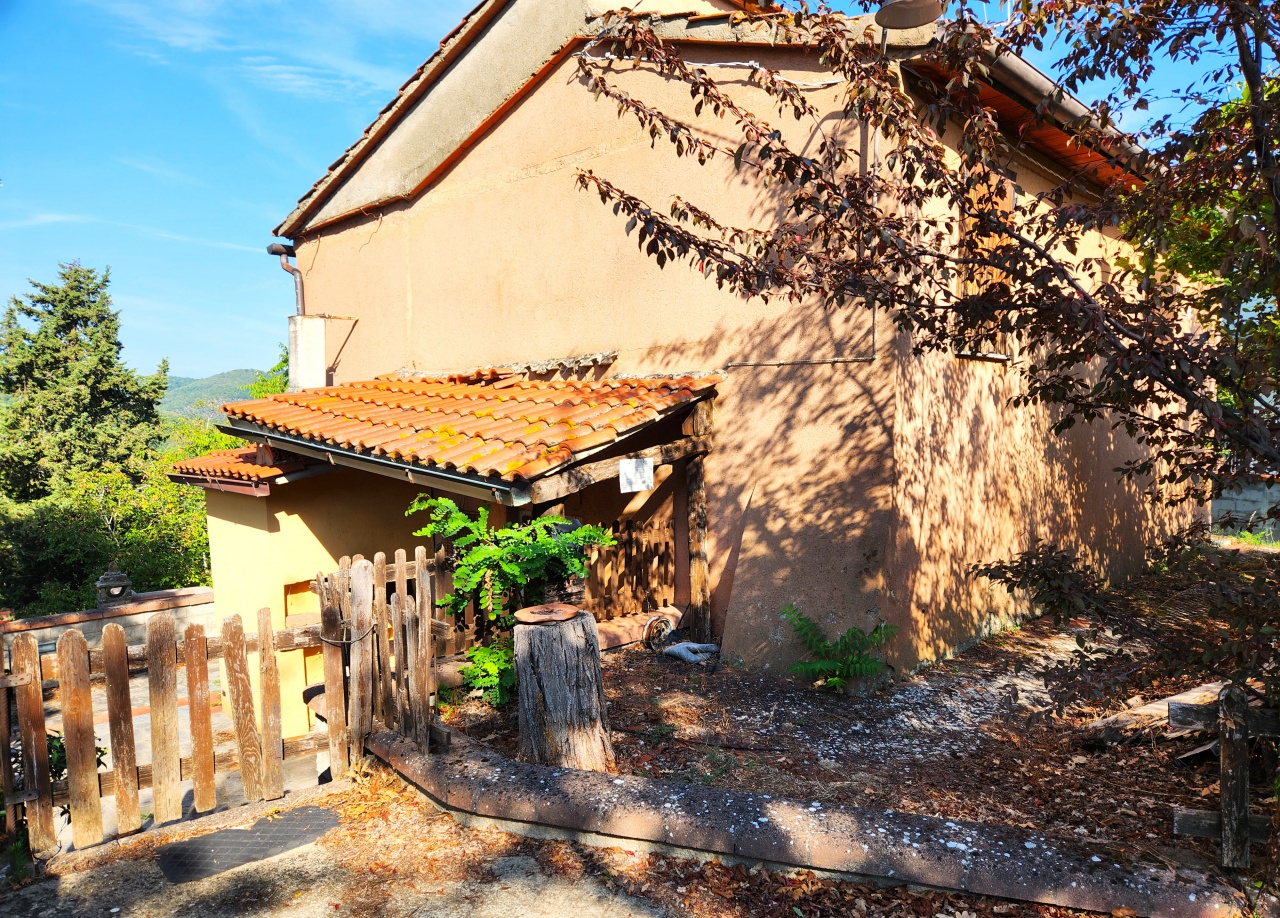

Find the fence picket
[[12, 635, 55, 850], [348, 560, 374, 760], [258, 607, 284, 800], [320, 575, 351, 778], [0, 681, 14, 840], [146, 612, 182, 826], [415, 551, 434, 754], [374, 552, 392, 724], [221, 614, 263, 803], [183, 623, 217, 814], [391, 591, 407, 734], [393, 549, 409, 732], [103, 623, 141, 833], [57, 629, 103, 847]]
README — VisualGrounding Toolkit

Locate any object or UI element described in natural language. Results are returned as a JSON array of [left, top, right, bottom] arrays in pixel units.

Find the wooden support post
[[320, 575, 351, 779], [103, 623, 141, 833], [183, 623, 217, 815], [348, 560, 375, 761], [12, 634, 55, 851], [147, 613, 182, 826], [515, 612, 616, 772], [58, 629, 103, 847], [394, 549, 409, 734], [683, 401, 713, 644], [258, 607, 284, 801], [222, 614, 264, 803], [1220, 684, 1251, 870]]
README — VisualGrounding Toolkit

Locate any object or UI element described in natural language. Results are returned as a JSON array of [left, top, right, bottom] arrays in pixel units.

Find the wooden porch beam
[[528, 435, 712, 505]]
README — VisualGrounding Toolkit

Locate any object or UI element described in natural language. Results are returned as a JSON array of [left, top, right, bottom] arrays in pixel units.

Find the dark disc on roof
[[874, 0, 944, 30], [514, 603, 582, 624]]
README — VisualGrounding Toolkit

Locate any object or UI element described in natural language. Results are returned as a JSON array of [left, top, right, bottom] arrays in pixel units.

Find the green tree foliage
[[0, 264, 232, 617], [0, 263, 168, 501], [243, 343, 288, 399]]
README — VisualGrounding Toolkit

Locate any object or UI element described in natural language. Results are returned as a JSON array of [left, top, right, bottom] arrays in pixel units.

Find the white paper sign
[[619, 456, 655, 493]]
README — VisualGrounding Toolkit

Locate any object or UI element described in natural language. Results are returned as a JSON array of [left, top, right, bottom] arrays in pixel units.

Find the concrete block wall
[[1213, 479, 1280, 537]]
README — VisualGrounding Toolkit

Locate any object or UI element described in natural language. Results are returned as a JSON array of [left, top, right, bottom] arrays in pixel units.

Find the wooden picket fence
[[312, 548, 448, 766], [583, 519, 677, 620], [1, 609, 326, 852]]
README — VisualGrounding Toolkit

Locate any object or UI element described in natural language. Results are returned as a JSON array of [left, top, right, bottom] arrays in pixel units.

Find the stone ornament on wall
[[95, 562, 135, 608]]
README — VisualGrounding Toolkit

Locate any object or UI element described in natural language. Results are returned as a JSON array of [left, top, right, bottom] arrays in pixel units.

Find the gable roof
[[275, 0, 763, 238], [275, 0, 1129, 240], [213, 373, 720, 502]]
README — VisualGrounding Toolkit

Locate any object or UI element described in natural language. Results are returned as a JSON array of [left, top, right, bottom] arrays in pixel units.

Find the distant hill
[[161, 369, 259, 421]]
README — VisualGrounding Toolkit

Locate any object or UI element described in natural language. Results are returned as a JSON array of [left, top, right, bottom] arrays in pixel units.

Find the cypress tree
[[0, 262, 168, 500]]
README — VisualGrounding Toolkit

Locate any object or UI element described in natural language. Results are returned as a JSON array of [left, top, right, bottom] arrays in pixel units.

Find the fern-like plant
[[780, 604, 898, 691], [407, 495, 616, 623]]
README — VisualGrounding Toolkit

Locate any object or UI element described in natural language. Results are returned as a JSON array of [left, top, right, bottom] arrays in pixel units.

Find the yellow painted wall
[[206, 468, 431, 736]]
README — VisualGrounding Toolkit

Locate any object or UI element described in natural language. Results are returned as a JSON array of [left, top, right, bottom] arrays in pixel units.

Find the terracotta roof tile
[[170, 448, 304, 484], [220, 374, 720, 482]]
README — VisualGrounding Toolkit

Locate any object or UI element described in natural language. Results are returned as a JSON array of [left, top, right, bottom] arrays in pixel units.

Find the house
[[172, 0, 1196, 737]]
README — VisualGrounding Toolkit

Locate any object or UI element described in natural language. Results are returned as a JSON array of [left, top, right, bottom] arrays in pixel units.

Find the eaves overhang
[[218, 419, 534, 506]]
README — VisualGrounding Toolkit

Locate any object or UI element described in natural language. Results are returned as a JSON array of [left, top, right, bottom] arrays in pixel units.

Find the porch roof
[[184, 372, 719, 504]]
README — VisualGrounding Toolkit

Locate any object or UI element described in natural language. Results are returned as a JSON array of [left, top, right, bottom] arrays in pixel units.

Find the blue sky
[[0, 1, 477, 378], [0, 1, 1215, 379]]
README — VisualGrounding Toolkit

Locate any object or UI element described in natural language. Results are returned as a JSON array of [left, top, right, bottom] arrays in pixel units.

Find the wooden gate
[[1, 610, 325, 852], [583, 519, 678, 620]]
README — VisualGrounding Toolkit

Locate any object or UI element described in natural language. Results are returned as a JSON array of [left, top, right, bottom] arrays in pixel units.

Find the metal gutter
[[217, 420, 531, 506]]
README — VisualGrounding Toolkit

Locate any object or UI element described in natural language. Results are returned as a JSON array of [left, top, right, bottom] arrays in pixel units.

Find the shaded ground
[[446, 544, 1280, 874], [3, 762, 1105, 917]]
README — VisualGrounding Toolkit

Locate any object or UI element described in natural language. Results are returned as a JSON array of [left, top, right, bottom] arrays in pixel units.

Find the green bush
[[407, 496, 615, 623], [0, 416, 229, 617], [780, 604, 898, 691], [459, 638, 517, 706]]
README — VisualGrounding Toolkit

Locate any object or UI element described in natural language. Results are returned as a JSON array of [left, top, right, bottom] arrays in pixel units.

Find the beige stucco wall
[[267, 45, 1199, 675], [206, 468, 431, 735]]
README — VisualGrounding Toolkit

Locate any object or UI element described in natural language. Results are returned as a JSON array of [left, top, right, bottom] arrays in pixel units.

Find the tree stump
[[515, 611, 616, 773]]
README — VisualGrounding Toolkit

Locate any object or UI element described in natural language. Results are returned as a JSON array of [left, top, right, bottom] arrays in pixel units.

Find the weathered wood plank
[[0, 682, 15, 840], [415, 548, 433, 754], [374, 552, 393, 725], [51, 734, 324, 804], [102, 624, 141, 833], [12, 634, 55, 851], [348, 560, 375, 760], [257, 607, 284, 801], [84, 624, 324, 676], [320, 577, 350, 778], [528, 436, 712, 504], [221, 614, 263, 803], [183, 623, 217, 814], [146, 612, 183, 826], [394, 549, 409, 733], [58, 629, 103, 847], [1220, 685, 1250, 869], [1169, 700, 1279, 737], [1174, 807, 1271, 844]]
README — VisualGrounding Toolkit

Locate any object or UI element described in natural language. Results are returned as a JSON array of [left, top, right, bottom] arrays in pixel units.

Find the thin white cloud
[[0, 210, 258, 252], [0, 213, 95, 230], [117, 156, 205, 185]]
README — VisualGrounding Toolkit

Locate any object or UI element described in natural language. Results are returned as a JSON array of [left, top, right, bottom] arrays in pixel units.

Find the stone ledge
[[365, 728, 1247, 918]]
